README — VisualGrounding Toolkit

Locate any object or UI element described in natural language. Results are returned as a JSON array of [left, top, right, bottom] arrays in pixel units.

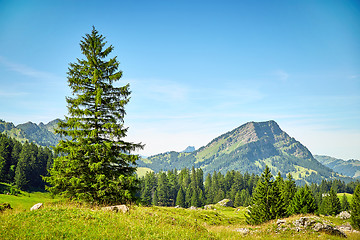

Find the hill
[[0, 119, 62, 147], [315, 155, 360, 179], [138, 120, 351, 184]]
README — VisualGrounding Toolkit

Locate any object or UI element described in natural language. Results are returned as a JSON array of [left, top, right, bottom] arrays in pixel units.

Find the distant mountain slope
[[0, 119, 62, 147], [138, 120, 351, 184], [314, 155, 360, 179], [182, 146, 195, 153]]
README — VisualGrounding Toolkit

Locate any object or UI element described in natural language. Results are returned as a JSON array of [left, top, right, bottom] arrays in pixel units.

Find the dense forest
[[0, 133, 54, 191], [139, 166, 359, 215]]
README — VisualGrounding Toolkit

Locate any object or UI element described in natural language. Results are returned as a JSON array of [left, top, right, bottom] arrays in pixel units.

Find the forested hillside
[[315, 155, 360, 179], [0, 132, 54, 191], [0, 119, 62, 147]]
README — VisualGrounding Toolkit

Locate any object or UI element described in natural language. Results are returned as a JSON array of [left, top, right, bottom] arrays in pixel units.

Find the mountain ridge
[[0, 119, 62, 147], [314, 155, 360, 179], [138, 120, 352, 184]]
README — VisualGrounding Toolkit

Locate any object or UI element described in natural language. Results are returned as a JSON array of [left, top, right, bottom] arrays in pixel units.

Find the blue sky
[[0, 0, 359, 159]]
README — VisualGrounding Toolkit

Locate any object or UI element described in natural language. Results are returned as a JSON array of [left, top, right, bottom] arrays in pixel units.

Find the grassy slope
[[136, 167, 154, 178], [1, 196, 360, 240], [0, 191, 59, 211], [0, 183, 60, 211]]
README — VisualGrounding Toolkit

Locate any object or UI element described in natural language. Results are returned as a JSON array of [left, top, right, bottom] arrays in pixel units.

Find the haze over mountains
[[315, 155, 360, 180], [0, 118, 358, 183]]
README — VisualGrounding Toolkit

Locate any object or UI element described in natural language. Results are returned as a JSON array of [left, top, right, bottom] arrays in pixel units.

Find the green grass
[[1, 201, 359, 239], [1, 190, 359, 239], [0, 204, 216, 239], [136, 167, 154, 178], [337, 193, 353, 203], [0, 187, 60, 211]]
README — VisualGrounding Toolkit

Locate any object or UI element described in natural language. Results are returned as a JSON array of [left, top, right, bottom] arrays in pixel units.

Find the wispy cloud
[[349, 74, 360, 79], [273, 70, 289, 81], [127, 78, 189, 103], [0, 90, 28, 97], [0, 56, 62, 82]]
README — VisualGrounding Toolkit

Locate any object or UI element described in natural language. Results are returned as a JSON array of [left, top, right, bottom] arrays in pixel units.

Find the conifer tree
[[282, 173, 296, 214], [320, 188, 341, 216], [152, 189, 158, 206], [190, 187, 200, 207], [288, 185, 317, 215], [176, 186, 185, 207], [157, 172, 169, 206], [270, 172, 286, 218], [44, 27, 143, 204], [246, 165, 273, 225], [234, 192, 241, 207], [341, 194, 350, 211], [14, 142, 32, 190], [350, 185, 360, 230]]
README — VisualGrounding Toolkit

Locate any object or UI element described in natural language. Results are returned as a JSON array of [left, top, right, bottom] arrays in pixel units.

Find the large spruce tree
[[45, 27, 143, 204]]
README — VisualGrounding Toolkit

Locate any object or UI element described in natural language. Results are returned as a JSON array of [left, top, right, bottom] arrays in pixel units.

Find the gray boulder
[[30, 203, 43, 211], [337, 211, 351, 220], [293, 217, 315, 228], [313, 223, 347, 238], [204, 205, 213, 210], [217, 199, 234, 207], [277, 219, 286, 226], [102, 205, 129, 213], [236, 228, 249, 235]]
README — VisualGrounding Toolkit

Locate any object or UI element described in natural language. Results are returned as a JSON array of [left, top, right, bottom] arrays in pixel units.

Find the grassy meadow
[[1, 190, 360, 239]]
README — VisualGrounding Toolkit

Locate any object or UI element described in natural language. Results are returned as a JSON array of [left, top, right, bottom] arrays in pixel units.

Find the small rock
[[217, 199, 234, 207], [102, 205, 129, 213], [30, 203, 43, 211], [313, 223, 347, 238], [277, 219, 286, 226], [339, 226, 352, 232], [174, 205, 181, 208], [204, 205, 213, 210], [188, 206, 197, 210], [236, 228, 249, 235], [337, 211, 351, 220]]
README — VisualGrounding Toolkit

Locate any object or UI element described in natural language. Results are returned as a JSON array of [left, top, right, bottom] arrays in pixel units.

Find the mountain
[[314, 155, 360, 179], [182, 146, 195, 153], [138, 120, 351, 184], [0, 119, 62, 147]]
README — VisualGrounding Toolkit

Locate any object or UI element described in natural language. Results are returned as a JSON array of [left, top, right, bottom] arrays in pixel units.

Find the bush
[[0, 203, 12, 212]]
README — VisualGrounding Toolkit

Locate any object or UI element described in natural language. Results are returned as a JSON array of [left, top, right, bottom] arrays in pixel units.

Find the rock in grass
[[30, 203, 43, 211], [204, 205, 213, 210], [102, 205, 129, 213], [236, 228, 249, 235], [276, 219, 286, 226], [313, 223, 347, 238], [217, 199, 234, 207], [337, 211, 351, 220]]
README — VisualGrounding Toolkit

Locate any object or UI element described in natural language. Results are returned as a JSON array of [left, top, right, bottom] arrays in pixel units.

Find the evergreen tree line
[[244, 166, 357, 224], [0, 133, 54, 191], [139, 167, 259, 207], [139, 166, 359, 224]]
